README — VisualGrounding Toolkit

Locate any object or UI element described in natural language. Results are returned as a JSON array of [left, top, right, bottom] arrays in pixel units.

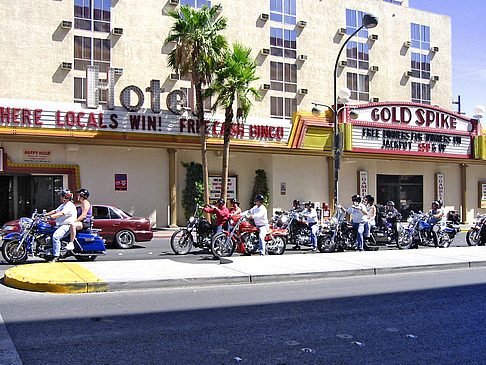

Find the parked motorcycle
[[1, 210, 105, 264], [436, 213, 461, 248], [466, 213, 486, 246], [398, 212, 438, 249], [276, 211, 319, 250], [210, 213, 287, 258], [170, 204, 215, 255], [317, 209, 356, 253]]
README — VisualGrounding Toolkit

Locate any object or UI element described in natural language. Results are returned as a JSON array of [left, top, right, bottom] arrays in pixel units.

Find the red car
[[0, 204, 153, 249]]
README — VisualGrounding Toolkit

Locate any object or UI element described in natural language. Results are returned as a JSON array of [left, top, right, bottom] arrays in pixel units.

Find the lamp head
[[349, 110, 359, 120], [312, 106, 321, 117], [337, 87, 351, 103], [362, 13, 378, 29], [473, 105, 484, 120]]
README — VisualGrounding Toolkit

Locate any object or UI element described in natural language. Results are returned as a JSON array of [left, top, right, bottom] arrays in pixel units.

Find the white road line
[[0, 313, 22, 365]]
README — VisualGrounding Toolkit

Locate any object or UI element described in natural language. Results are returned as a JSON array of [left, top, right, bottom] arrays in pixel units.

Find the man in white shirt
[[248, 194, 269, 255], [346, 195, 368, 251], [44, 189, 77, 262], [301, 201, 318, 251]]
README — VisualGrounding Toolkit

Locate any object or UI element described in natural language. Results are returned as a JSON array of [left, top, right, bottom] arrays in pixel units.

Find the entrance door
[[377, 174, 423, 219], [0, 176, 12, 225]]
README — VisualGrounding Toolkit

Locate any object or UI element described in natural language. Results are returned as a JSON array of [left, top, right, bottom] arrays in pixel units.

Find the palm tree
[[164, 4, 227, 205], [206, 43, 261, 200]]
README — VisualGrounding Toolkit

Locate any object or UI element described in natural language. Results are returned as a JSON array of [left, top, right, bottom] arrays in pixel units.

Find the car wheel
[[114, 230, 136, 249]]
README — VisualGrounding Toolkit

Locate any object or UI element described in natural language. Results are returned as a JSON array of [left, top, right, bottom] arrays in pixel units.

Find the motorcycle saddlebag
[[76, 233, 106, 251]]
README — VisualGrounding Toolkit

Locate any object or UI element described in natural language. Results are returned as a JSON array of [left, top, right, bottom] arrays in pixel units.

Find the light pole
[[313, 12, 378, 209]]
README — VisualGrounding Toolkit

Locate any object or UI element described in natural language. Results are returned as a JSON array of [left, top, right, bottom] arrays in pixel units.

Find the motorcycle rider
[[68, 188, 92, 250], [346, 195, 368, 251], [385, 201, 401, 239], [202, 198, 230, 234], [363, 195, 377, 242], [301, 201, 318, 251], [44, 189, 77, 262], [290, 199, 302, 213], [229, 198, 242, 215], [428, 200, 445, 233], [247, 194, 269, 255]]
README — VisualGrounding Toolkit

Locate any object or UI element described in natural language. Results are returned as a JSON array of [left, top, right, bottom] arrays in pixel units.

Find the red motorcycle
[[210, 214, 288, 258]]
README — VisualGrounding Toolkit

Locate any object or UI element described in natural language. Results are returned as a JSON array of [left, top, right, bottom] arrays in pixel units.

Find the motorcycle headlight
[[280, 216, 288, 224], [407, 216, 413, 223], [189, 216, 195, 223], [19, 218, 33, 230]]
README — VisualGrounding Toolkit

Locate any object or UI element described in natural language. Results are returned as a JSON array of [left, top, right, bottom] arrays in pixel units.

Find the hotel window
[[270, 0, 296, 25], [270, 27, 297, 59], [74, 0, 111, 32], [74, 36, 111, 72], [270, 61, 297, 92], [383, 0, 402, 4], [74, 77, 107, 103], [411, 53, 430, 80], [412, 82, 431, 104], [346, 41, 369, 70], [270, 96, 297, 119], [180, 86, 212, 112], [346, 9, 369, 38], [347, 72, 369, 102], [411, 23, 430, 51], [180, 0, 211, 8]]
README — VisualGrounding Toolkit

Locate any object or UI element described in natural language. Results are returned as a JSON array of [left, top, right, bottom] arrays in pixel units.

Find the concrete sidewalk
[[3, 246, 486, 294]]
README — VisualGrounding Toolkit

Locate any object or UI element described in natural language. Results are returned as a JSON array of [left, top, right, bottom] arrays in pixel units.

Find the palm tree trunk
[[194, 81, 210, 206], [221, 106, 233, 201]]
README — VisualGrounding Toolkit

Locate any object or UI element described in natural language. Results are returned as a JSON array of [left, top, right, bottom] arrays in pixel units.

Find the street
[[0, 267, 485, 364]]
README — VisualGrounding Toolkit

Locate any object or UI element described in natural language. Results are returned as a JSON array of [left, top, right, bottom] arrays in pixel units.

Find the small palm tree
[[164, 4, 227, 205], [206, 43, 261, 200]]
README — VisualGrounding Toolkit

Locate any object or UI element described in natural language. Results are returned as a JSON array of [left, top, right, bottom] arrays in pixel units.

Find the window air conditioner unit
[[369, 65, 379, 72], [261, 48, 270, 56], [369, 34, 378, 41], [403, 41, 411, 47], [61, 20, 72, 29], [338, 28, 347, 35], [262, 83, 271, 90], [370, 97, 379, 102], [169, 0, 179, 5], [260, 13, 269, 21], [170, 73, 180, 80], [61, 62, 72, 70], [339, 60, 347, 67], [112, 28, 123, 36], [298, 54, 307, 61], [404, 70, 413, 77], [298, 20, 307, 28], [113, 68, 123, 75], [431, 46, 439, 52], [432, 75, 440, 81], [298, 88, 308, 95]]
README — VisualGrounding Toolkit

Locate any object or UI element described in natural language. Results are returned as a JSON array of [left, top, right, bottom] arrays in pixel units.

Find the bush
[[181, 162, 204, 219], [249, 169, 269, 207]]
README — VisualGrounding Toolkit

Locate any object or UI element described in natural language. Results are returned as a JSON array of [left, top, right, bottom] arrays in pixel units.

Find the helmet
[[305, 201, 314, 208], [351, 194, 361, 203], [432, 200, 440, 208], [365, 194, 374, 204], [230, 198, 239, 205], [254, 194, 265, 203], [76, 188, 90, 199], [386, 201, 395, 206], [61, 189, 73, 200], [216, 198, 225, 205], [293, 199, 300, 205]]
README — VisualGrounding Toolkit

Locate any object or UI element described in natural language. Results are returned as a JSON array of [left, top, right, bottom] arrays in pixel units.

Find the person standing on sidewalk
[[44, 189, 77, 262], [346, 195, 368, 251], [248, 194, 269, 255], [301, 201, 318, 251]]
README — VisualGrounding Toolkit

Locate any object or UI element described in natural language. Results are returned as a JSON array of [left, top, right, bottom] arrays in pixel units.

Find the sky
[[408, 0, 486, 118]]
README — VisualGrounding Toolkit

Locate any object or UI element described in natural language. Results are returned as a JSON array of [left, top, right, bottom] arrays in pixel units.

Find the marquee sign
[[348, 103, 474, 158]]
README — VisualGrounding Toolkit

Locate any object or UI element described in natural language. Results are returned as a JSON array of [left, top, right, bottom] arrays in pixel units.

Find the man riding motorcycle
[[247, 194, 269, 256], [44, 189, 77, 262], [301, 201, 318, 251], [202, 198, 230, 234]]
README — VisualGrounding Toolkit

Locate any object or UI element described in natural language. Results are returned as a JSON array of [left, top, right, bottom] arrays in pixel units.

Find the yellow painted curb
[[4, 263, 107, 293]]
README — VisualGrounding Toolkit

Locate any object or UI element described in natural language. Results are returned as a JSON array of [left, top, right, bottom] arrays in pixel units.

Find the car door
[[92, 205, 119, 242]]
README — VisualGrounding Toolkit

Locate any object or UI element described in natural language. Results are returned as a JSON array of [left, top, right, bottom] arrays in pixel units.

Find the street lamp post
[[313, 12, 378, 210]]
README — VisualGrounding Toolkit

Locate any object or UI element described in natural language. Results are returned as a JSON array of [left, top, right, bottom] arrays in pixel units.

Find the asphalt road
[[1, 267, 485, 364]]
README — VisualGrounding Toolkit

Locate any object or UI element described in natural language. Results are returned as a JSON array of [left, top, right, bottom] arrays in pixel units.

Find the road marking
[[0, 313, 22, 365]]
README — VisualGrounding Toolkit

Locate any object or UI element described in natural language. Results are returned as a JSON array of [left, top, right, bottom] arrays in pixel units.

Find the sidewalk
[[4, 246, 486, 294]]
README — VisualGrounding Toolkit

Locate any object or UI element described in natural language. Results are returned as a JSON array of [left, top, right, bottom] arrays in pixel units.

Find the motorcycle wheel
[[400, 230, 416, 249], [466, 229, 480, 246], [74, 255, 97, 261], [317, 235, 336, 253], [210, 232, 235, 258], [270, 236, 286, 255], [2, 239, 28, 264], [170, 229, 193, 255]]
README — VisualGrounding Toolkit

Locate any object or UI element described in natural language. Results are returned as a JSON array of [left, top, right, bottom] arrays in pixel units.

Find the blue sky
[[409, 0, 486, 118]]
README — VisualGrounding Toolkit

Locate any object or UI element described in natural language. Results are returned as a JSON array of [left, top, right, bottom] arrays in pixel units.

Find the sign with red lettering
[[359, 171, 368, 198], [436, 173, 445, 204], [209, 176, 237, 200], [23, 149, 51, 163], [115, 174, 127, 191]]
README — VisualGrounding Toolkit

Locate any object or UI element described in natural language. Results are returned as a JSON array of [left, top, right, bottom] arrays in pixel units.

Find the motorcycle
[[366, 206, 405, 249], [170, 204, 216, 255], [398, 212, 438, 249], [317, 209, 356, 253], [466, 213, 486, 246], [276, 211, 320, 250], [210, 213, 287, 258], [1, 210, 105, 264], [436, 213, 461, 248]]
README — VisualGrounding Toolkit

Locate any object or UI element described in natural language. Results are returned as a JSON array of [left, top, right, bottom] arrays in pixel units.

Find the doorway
[[377, 174, 423, 219]]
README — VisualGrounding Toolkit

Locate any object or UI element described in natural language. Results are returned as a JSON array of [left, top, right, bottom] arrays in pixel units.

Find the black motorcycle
[[365, 206, 405, 250], [466, 213, 486, 246], [317, 209, 357, 252], [278, 211, 317, 250], [170, 204, 216, 255]]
